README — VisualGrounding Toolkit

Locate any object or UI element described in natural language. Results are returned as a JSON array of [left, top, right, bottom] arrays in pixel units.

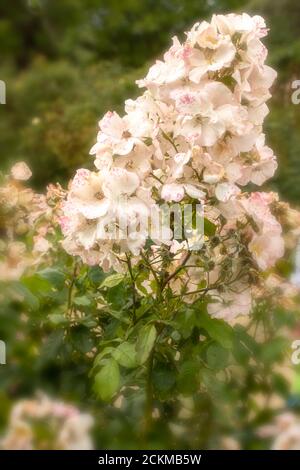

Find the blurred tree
[[0, 0, 300, 202], [247, 0, 300, 203], [0, 0, 246, 67]]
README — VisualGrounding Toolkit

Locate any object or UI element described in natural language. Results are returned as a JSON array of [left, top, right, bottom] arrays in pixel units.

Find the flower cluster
[[0, 393, 94, 450], [60, 13, 295, 320], [0, 162, 65, 280], [258, 412, 300, 450]]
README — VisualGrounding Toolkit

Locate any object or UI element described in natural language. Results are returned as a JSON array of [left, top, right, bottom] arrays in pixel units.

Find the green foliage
[[113, 342, 138, 369], [94, 358, 120, 401], [1, 0, 300, 201], [100, 273, 125, 289], [0, 249, 299, 449], [0, 60, 141, 187], [197, 311, 234, 349], [136, 324, 157, 365]]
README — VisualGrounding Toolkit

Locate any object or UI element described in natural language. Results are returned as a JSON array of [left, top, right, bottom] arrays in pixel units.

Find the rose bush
[[1, 13, 300, 449], [61, 13, 284, 318]]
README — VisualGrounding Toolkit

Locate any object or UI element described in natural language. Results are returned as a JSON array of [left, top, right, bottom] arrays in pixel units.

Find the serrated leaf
[[11, 282, 39, 310], [40, 330, 64, 361], [206, 343, 229, 370], [22, 275, 53, 297], [233, 324, 259, 359], [203, 218, 216, 236], [201, 368, 224, 395], [37, 268, 65, 289], [153, 363, 176, 395], [260, 337, 287, 364], [177, 359, 199, 394], [100, 273, 124, 289], [71, 328, 94, 354], [94, 358, 120, 401], [74, 295, 92, 307], [48, 313, 67, 325], [174, 309, 196, 339], [88, 266, 105, 284], [136, 324, 157, 364], [93, 347, 114, 369], [81, 317, 97, 328], [113, 342, 138, 368], [196, 311, 233, 349]]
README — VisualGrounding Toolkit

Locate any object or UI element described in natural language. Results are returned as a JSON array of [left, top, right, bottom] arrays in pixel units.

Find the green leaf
[[94, 358, 120, 401], [196, 311, 233, 349], [220, 75, 236, 91], [260, 337, 287, 364], [136, 324, 157, 364], [48, 313, 67, 325], [292, 372, 300, 395], [11, 282, 40, 310], [71, 328, 94, 354], [40, 330, 64, 361], [174, 309, 196, 339], [135, 271, 152, 296], [233, 324, 259, 363], [74, 295, 92, 307], [100, 273, 124, 289], [177, 359, 200, 394], [135, 302, 152, 320], [272, 373, 289, 395], [81, 317, 97, 328], [203, 218, 216, 236], [201, 368, 224, 396], [22, 275, 53, 297], [37, 268, 65, 289], [93, 347, 115, 370], [113, 342, 138, 368], [106, 309, 130, 325], [153, 363, 176, 396], [206, 343, 229, 370], [106, 283, 127, 310], [88, 266, 105, 284]]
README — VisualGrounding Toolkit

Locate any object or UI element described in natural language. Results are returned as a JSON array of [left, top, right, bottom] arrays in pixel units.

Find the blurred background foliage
[[0, 0, 300, 203]]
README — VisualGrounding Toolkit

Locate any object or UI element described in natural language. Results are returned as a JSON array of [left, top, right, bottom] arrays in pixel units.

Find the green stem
[[126, 253, 137, 323], [144, 349, 154, 434], [160, 251, 191, 291], [67, 262, 77, 315]]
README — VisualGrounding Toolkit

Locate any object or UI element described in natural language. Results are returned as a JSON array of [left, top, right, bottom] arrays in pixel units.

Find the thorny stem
[[139, 244, 241, 431], [141, 251, 193, 431], [161, 129, 178, 152], [160, 251, 191, 291], [140, 247, 200, 426], [140, 251, 160, 287], [144, 349, 155, 435], [143, 321, 165, 436], [67, 262, 78, 316], [171, 285, 217, 299], [126, 253, 137, 323]]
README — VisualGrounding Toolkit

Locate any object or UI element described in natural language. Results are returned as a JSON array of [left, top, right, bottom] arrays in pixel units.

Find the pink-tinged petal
[[161, 183, 184, 202], [203, 162, 224, 184], [215, 182, 240, 202], [78, 199, 110, 219], [114, 138, 135, 156], [99, 111, 125, 139], [249, 233, 284, 270], [103, 168, 140, 197], [77, 225, 97, 250], [184, 184, 205, 200], [11, 162, 32, 181]]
